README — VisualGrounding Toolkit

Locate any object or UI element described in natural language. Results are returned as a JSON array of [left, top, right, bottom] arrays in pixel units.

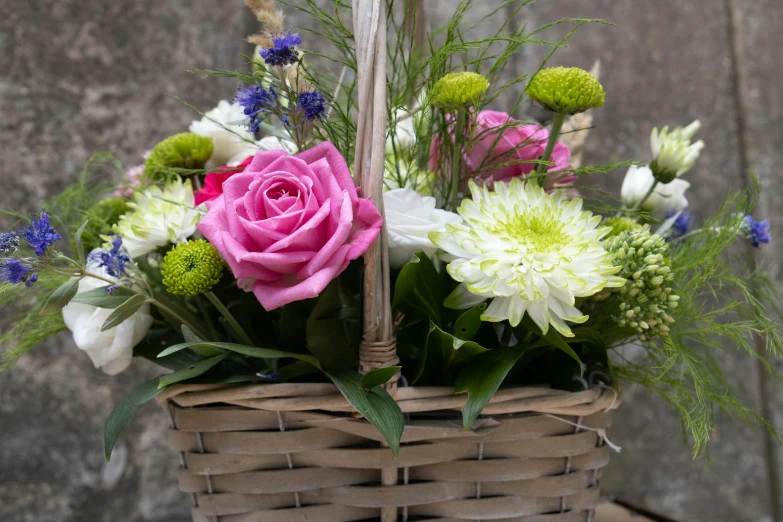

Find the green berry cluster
[[526, 66, 605, 114], [161, 240, 224, 296], [144, 132, 213, 182], [604, 216, 643, 238], [602, 226, 679, 340], [431, 72, 490, 110]]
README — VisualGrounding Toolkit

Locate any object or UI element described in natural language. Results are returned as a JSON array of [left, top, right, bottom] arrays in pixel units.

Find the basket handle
[[352, 0, 399, 385]]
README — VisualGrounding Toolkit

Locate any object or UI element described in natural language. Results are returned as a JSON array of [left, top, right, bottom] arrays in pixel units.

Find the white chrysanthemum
[[113, 178, 200, 258], [649, 120, 704, 181], [430, 179, 625, 336]]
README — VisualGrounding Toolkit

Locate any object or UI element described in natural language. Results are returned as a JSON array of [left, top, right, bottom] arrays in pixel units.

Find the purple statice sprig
[[88, 235, 130, 279], [234, 84, 279, 134], [741, 215, 771, 247], [665, 210, 692, 239], [22, 210, 61, 257], [259, 32, 302, 67], [297, 90, 327, 122], [0, 259, 37, 287]]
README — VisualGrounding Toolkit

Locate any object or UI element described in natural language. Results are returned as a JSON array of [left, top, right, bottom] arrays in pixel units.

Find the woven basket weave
[[160, 1, 620, 520], [160, 383, 619, 522]]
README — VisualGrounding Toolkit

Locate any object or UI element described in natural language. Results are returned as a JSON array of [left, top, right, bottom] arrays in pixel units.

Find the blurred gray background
[[1, 1, 781, 521]]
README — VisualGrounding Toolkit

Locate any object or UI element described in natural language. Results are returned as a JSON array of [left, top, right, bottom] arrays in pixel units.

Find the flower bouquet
[[1, 0, 780, 520]]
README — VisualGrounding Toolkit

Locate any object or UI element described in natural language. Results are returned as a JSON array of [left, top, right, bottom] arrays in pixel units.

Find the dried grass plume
[[245, 0, 285, 48]]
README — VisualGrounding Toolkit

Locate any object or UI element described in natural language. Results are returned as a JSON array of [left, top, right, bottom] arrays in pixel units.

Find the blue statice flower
[[740, 215, 771, 247], [259, 32, 301, 67], [0, 259, 35, 286], [0, 232, 20, 255], [234, 84, 279, 134], [297, 90, 327, 121], [22, 210, 61, 257], [665, 210, 692, 239], [89, 235, 130, 278]]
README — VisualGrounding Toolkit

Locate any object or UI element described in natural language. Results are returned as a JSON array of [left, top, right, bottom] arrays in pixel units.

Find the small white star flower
[[430, 179, 625, 336]]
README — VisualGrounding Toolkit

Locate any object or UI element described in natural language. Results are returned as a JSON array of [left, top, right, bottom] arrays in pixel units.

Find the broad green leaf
[[396, 323, 429, 385], [453, 302, 488, 340], [104, 377, 162, 460], [132, 328, 204, 371], [421, 322, 488, 384], [73, 219, 90, 264], [455, 345, 526, 430], [529, 327, 584, 373], [181, 325, 223, 357], [157, 353, 228, 388], [157, 342, 323, 371], [71, 286, 136, 309], [361, 366, 402, 389], [40, 278, 80, 315], [327, 370, 405, 456], [101, 294, 148, 332], [306, 280, 358, 369], [392, 252, 443, 327]]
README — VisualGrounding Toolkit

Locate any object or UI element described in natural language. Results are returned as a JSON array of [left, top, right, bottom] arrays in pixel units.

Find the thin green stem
[[535, 112, 566, 178], [80, 271, 211, 341], [205, 291, 255, 347], [632, 179, 659, 211], [450, 109, 467, 211]]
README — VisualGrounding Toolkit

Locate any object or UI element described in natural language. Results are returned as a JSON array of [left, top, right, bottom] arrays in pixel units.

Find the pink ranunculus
[[197, 142, 382, 310], [430, 110, 574, 187], [194, 156, 254, 206]]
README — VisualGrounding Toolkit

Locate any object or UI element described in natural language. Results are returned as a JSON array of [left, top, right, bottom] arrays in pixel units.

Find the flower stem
[[450, 109, 467, 211], [205, 291, 255, 347], [632, 179, 659, 211], [535, 112, 566, 178]]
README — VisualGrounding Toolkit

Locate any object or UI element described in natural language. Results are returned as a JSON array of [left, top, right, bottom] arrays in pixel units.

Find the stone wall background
[[0, 1, 780, 521]]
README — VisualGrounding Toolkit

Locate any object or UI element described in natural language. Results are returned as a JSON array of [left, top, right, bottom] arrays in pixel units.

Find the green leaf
[[71, 286, 136, 309], [306, 280, 358, 370], [532, 329, 584, 374], [157, 342, 323, 371], [421, 322, 488, 384], [73, 219, 90, 264], [104, 377, 163, 460], [455, 345, 526, 430], [157, 353, 228, 388], [40, 278, 80, 315], [101, 294, 148, 332], [453, 302, 488, 340], [361, 366, 402, 389], [181, 325, 223, 357], [327, 370, 405, 455], [392, 252, 443, 326]]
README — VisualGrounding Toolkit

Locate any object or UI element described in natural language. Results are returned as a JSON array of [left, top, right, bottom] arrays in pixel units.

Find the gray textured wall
[[1, 1, 781, 521]]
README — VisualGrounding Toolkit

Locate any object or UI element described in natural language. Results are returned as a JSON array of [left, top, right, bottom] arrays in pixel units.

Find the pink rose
[[430, 110, 574, 187], [194, 156, 253, 206], [197, 142, 383, 310]]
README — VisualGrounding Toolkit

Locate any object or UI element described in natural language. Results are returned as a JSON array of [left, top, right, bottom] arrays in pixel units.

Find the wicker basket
[[160, 383, 619, 522], [159, 1, 620, 520]]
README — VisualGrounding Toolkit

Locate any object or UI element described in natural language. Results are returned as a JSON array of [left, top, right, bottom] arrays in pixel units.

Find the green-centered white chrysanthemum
[[112, 178, 200, 259], [649, 120, 704, 183], [430, 178, 625, 336]]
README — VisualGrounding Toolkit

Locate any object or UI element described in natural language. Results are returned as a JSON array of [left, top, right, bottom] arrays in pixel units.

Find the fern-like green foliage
[[609, 177, 783, 457], [81, 197, 131, 251]]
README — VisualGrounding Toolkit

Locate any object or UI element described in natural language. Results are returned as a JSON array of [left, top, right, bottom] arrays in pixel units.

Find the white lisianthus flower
[[386, 108, 417, 154], [430, 179, 625, 336], [384, 188, 461, 269], [649, 120, 704, 182], [190, 100, 256, 166], [113, 178, 200, 258], [62, 256, 152, 375], [384, 157, 436, 197], [621, 165, 690, 218], [225, 136, 298, 166]]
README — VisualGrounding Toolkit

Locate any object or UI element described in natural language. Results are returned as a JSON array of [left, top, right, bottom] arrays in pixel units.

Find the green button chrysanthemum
[[526, 66, 605, 114], [144, 132, 213, 182], [604, 216, 643, 238], [431, 72, 490, 110], [161, 240, 224, 296], [602, 226, 679, 340]]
